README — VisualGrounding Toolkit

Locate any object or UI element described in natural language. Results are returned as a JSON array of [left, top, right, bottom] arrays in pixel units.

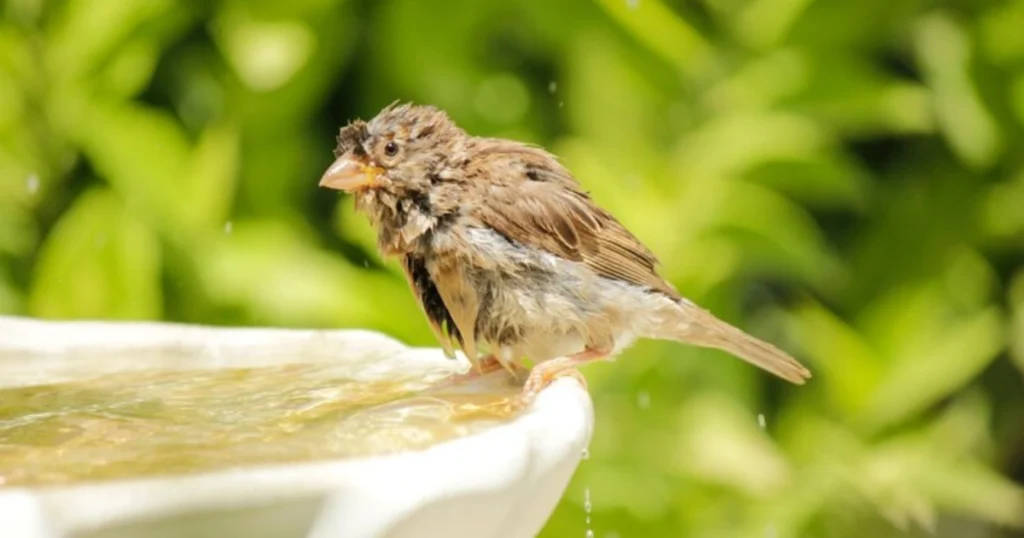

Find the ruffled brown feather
[[464, 141, 683, 301]]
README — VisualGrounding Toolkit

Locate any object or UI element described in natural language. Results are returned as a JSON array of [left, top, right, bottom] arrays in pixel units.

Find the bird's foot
[[515, 347, 606, 406]]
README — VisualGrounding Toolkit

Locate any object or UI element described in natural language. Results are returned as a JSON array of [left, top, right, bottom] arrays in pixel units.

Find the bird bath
[[0, 316, 593, 538]]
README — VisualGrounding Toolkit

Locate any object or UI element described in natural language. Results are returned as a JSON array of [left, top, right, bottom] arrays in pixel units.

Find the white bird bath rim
[[0, 316, 594, 538]]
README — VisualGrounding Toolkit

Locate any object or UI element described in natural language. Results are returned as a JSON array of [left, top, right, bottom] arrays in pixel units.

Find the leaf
[[674, 394, 793, 496], [72, 101, 239, 239], [982, 169, 1024, 242], [867, 400, 1024, 530], [978, 0, 1024, 65], [674, 112, 831, 180], [862, 307, 1004, 431], [786, 301, 884, 418], [716, 181, 844, 290], [1, 217, 34, 265], [1012, 74, 1024, 130], [734, 0, 816, 49], [0, 266, 21, 315], [744, 156, 869, 211], [193, 219, 431, 344], [333, 197, 387, 268], [213, 11, 315, 92], [914, 12, 1003, 170], [45, 0, 176, 83], [920, 460, 1024, 527], [28, 188, 162, 320], [72, 100, 190, 223], [1007, 270, 1024, 377], [181, 122, 241, 231], [592, 0, 713, 77]]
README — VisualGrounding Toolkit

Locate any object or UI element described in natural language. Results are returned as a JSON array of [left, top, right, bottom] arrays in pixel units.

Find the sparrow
[[319, 102, 810, 402]]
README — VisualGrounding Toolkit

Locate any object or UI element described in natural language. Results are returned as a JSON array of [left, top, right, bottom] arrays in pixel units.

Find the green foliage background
[[3, 0, 1024, 535]]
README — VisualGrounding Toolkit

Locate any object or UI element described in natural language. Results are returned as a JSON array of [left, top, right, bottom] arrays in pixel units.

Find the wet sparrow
[[319, 103, 810, 402]]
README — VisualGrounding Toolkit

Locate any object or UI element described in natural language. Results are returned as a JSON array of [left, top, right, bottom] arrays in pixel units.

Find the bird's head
[[319, 102, 463, 196]]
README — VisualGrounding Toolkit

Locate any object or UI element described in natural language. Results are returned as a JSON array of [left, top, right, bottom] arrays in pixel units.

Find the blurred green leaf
[[72, 101, 239, 240], [1007, 271, 1024, 377], [921, 459, 1024, 528], [864, 306, 1004, 431], [45, 0, 179, 84], [0, 204, 37, 256], [675, 394, 792, 496], [978, 0, 1024, 65], [1011, 74, 1024, 129], [184, 122, 241, 230], [734, 0, 815, 49], [333, 197, 387, 268], [787, 301, 884, 418], [0, 266, 21, 315], [716, 181, 843, 288], [194, 219, 430, 344], [213, 11, 315, 92], [28, 188, 161, 319], [914, 12, 1002, 170], [592, 0, 712, 77]]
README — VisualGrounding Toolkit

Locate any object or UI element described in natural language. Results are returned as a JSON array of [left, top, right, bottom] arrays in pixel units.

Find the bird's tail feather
[[657, 300, 811, 384]]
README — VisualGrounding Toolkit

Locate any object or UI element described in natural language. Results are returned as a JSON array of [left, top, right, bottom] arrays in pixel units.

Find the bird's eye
[[384, 141, 399, 157]]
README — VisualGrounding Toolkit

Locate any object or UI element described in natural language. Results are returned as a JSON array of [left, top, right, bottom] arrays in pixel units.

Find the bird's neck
[[356, 188, 450, 257]]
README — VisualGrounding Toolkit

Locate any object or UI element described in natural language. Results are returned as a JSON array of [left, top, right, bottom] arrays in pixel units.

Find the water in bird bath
[[0, 345, 522, 488]]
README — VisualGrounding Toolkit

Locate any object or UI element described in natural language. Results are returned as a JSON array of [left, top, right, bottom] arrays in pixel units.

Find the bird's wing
[[469, 152, 681, 301], [399, 254, 459, 359], [428, 259, 483, 365]]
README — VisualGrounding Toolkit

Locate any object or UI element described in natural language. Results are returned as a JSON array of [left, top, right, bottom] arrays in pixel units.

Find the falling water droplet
[[636, 391, 651, 410], [581, 447, 590, 460], [224, 221, 233, 235], [765, 523, 776, 538], [26, 173, 39, 195], [584, 487, 594, 537], [558, 101, 564, 108], [548, 81, 558, 94], [627, 0, 639, 8], [758, 414, 766, 430]]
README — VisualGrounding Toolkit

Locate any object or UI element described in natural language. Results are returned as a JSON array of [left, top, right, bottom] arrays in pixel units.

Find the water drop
[[26, 173, 39, 195], [583, 487, 594, 537], [627, 0, 639, 8], [224, 221, 233, 235], [765, 524, 776, 538], [548, 81, 558, 94], [581, 447, 590, 460], [757, 413, 766, 430], [636, 391, 651, 410]]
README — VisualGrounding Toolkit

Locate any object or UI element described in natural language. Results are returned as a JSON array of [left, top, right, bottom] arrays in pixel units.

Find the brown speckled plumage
[[320, 102, 810, 396]]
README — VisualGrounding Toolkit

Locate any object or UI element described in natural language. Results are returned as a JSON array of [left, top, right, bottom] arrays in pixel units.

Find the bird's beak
[[319, 153, 381, 192]]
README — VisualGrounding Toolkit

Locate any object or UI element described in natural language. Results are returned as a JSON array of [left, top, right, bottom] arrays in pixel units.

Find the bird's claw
[[520, 359, 589, 404]]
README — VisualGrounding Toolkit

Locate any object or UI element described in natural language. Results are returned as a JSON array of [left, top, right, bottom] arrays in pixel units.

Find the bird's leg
[[519, 347, 607, 401]]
